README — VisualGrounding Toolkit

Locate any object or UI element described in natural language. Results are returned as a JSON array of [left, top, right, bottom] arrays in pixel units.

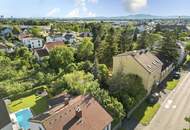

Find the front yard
[[133, 102, 161, 126], [8, 95, 48, 115]]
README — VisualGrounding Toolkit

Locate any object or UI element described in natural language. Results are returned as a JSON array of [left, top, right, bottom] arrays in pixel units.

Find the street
[[143, 72, 190, 130]]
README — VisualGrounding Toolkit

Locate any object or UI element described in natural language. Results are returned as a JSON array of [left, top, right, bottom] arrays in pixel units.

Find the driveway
[[143, 72, 190, 130]]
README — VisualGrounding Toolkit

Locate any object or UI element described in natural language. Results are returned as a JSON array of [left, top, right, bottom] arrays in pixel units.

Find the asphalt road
[[143, 72, 190, 130]]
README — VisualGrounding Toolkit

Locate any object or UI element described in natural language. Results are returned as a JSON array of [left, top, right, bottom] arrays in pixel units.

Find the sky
[[0, 0, 189, 18]]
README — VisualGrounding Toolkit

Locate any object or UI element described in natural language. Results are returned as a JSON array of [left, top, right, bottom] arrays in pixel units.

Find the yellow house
[[113, 50, 163, 93]]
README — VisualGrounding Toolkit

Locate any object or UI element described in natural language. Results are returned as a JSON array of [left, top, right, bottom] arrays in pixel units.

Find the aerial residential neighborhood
[[1, 0, 190, 130]]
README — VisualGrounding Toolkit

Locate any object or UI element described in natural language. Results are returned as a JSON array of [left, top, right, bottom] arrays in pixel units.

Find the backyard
[[8, 94, 48, 115]]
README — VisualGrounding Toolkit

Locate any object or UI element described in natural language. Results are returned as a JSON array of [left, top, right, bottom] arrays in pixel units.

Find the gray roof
[[116, 50, 163, 73], [0, 100, 11, 129]]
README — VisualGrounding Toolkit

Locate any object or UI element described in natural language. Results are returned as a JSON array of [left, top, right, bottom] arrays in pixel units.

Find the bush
[[141, 103, 161, 125], [166, 80, 179, 90]]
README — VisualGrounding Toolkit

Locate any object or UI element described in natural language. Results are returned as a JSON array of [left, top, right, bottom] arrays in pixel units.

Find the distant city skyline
[[0, 0, 190, 18]]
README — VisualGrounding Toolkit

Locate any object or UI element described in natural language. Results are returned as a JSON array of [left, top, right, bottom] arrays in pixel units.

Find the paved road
[[143, 72, 190, 130]]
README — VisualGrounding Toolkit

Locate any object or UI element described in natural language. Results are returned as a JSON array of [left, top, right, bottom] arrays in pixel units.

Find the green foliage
[[76, 37, 94, 61], [119, 25, 134, 52], [140, 103, 160, 126], [30, 26, 42, 37], [12, 25, 21, 34], [108, 73, 147, 111], [154, 31, 179, 64], [63, 71, 125, 123], [166, 79, 179, 90], [49, 46, 75, 72], [185, 41, 190, 52], [99, 27, 118, 67]]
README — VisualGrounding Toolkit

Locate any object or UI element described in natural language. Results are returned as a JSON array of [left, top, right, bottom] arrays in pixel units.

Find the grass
[[8, 94, 48, 115], [133, 102, 161, 126], [166, 79, 179, 90]]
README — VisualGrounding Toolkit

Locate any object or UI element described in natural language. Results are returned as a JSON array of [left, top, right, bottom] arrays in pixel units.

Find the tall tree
[[155, 31, 179, 64], [119, 25, 134, 53], [100, 27, 118, 67]]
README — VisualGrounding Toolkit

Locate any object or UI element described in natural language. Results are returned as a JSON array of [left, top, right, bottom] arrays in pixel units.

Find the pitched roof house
[[34, 41, 65, 60], [30, 95, 113, 130], [0, 100, 13, 130], [113, 50, 164, 92]]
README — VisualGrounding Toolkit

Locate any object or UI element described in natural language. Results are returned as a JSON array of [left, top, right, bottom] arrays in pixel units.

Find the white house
[[0, 100, 13, 130], [21, 37, 43, 49]]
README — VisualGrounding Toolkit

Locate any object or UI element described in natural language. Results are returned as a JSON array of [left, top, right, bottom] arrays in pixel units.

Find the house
[[0, 100, 13, 130], [30, 94, 113, 130], [21, 37, 43, 49], [0, 27, 12, 37], [34, 41, 65, 60], [0, 43, 14, 53], [63, 32, 76, 44], [113, 50, 163, 92]]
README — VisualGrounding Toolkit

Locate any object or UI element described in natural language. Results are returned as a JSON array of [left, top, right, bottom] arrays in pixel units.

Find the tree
[[155, 23, 161, 32], [100, 27, 118, 67], [30, 26, 42, 37], [91, 23, 105, 79], [108, 72, 147, 111], [12, 25, 21, 35], [119, 25, 134, 53], [154, 31, 179, 64], [146, 33, 162, 50], [184, 116, 190, 130], [63, 71, 125, 123], [185, 41, 190, 53], [76, 37, 94, 61], [49, 46, 74, 72], [137, 31, 149, 49]]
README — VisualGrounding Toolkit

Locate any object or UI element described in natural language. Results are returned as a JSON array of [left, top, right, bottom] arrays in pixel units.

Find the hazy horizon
[[0, 0, 189, 18]]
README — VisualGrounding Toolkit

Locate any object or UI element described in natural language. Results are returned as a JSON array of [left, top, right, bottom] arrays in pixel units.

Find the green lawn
[[133, 102, 161, 126], [166, 80, 179, 90], [8, 95, 48, 115]]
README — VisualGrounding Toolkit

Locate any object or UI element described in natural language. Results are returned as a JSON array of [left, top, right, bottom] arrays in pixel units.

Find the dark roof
[[156, 54, 173, 71], [48, 93, 72, 107], [30, 95, 113, 130], [35, 48, 49, 57], [0, 100, 11, 129], [116, 50, 163, 73]]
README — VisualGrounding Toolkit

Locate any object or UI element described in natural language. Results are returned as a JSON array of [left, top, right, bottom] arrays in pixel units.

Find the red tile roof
[[44, 41, 65, 51], [30, 95, 113, 130]]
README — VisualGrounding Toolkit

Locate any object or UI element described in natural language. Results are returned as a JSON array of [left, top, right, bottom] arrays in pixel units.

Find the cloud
[[88, 0, 98, 4], [46, 8, 60, 17], [66, 8, 80, 17], [87, 11, 96, 17], [66, 0, 97, 17], [123, 0, 148, 12]]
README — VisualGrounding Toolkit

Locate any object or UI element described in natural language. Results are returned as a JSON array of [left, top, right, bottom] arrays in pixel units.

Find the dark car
[[147, 93, 159, 104], [173, 71, 180, 79]]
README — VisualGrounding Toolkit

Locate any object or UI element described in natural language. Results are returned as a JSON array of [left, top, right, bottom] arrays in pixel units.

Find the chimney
[[64, 98, 69, 105], [76, 107, 82, 118]]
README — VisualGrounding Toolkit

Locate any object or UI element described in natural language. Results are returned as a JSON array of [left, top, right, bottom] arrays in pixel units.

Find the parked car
[[147, 93, 159, 104], [173, 71, 181, 79]]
